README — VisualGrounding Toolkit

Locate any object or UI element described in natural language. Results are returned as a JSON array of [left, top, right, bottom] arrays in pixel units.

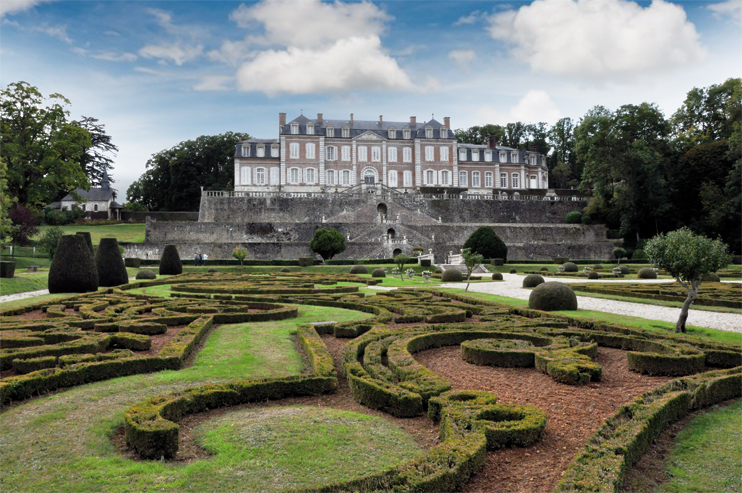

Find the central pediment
[[354, 131, 385, 141]]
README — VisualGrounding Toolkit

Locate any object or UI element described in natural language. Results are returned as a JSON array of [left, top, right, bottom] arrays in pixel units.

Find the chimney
[[279, 112, 287, 126], [487, 135, 498, 148], [443, 116, 450, 129], [350, 113, 354, 124], [379, 115, 383, 124], [317, 113, 323, 123], [410, 116, 416, 127]]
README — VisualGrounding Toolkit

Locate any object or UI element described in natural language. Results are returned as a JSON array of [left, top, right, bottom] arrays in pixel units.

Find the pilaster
[[319, 136, 325, 186], [414, 140, 422, 187], [280, 137, 286, 186]]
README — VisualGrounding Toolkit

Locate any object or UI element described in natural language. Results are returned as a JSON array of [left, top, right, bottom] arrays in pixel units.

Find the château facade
[[234, 113, 549, 195]]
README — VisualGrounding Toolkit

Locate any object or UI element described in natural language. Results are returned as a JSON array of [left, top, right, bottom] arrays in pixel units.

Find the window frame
[[425, 169, 435, 185], [326, 126, 334, 138], [403, 147, 412, 163], [425, 146, 434, 162], [289, 142, 300, 159], [306, 142, 316, 159], [403, 128, 411, 139], [341, 127, 350, 138], [484, 150, 492, 162], [425, 127, 433, 139], [241, 145, 250, 157], [388, 127, 396, 139], [388, 170, 398, 187], [403, 170, 412, 187], [441, 170, 449, 186], [485, 171, 493, 188], [440, 146, 449, 162], [388, 147, 398, 162], [459, 170, 468, 187], [458, 149, 467, 161], [440, 128, 447, 138], [500, 172, 507, 188], [290, 123, 299, 135], [371, 146, 381, 162], [326, 169, 336, 186], [471, 150, 479, 161], [341, 145, 351, 161], [288, 167, 300, 184], [306, 124, 314, 135], [241, 166, 251, 185], [305, 167, 316, 184], [326, 145, 337, 161], [256, 145, 265, 158], [358, 146, 368, 162], [255, 167, 266, 185], [511, 172, 520, 188]]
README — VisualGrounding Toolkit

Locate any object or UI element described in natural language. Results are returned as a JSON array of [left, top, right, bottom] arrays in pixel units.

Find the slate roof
[[61, 187, 114, 202]]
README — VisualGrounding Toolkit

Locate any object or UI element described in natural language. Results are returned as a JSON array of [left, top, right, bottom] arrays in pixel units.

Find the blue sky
[[2, 0, 740, 200]]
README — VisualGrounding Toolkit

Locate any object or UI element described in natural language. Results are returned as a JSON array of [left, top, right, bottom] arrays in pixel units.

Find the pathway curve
[[440, 274, 742, 334]]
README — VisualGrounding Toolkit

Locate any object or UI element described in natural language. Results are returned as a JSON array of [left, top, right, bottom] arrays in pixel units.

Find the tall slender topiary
[[96, 238, 129, 287], [463, 226, 508, 262], [48, 235, 99, 293], [76, 231, 94, 255], [159, 244, 183, 275]]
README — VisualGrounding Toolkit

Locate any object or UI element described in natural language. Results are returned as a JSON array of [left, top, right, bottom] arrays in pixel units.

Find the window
[[81, 204, 86, 211], [341, 169, 351, 185], [403, 147, 412, 163], [440, 128, 447, 138], [403, 170, 412, 187], [459, 171, 467, 187], [270, 167, 279, 184], [306, 124, 314, 135], [305, 168, 316, 183], [485, 171, 493, 188], [241, 145, 250, 157], [440, 147, 449, 162], [425, 170, 435, 185], [342, 127, 350, 138], [500, 172, 507, 188], [326, 170, 336, 185], [471, 150, 479, 161], [388, 170, 398, 187], [241, 166, 251, 185], [441, 170, 449, 185], [306, 143, 315, 159], [271, 145, 278, 157], [388, 147, 398, 162], [425, 146, 434, 161], [256, 145, 265, 157], [341, 145, 351, 161], [256, 167, 266, 185], [459, 149, 467, 161], [326, 126, 334, 138], [94, 204, 98, 212], [290, 123, 299, 135], [499, 151, 507, 163], [403, 129, 411, 139], [289, 143, 299, 159], [472, 171, 481, 188], [530, 155, 536, 166], [511, 151, 518, 163], [358, 146, 368, 162], [512, 173, 520, 188], [371, 146, 381, 162], [388, 127, 396, 139], [326, 146, 336, 160], [425, 127, 433, 139], [289, 167, 300, 183], [484, 151, 492, 162]]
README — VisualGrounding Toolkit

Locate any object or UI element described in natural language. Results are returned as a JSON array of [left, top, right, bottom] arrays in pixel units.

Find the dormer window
[[471, 150, 479, 161], [459, 149, 467, 161], [241, 145, 250, 157], [403, 129, 411, 139], [484, 150, 492, 162], [326, 126, 334, 138], [425, 127, 433, 139], [388, 127, 396, 139], [342, 127, 350, 138], [257, 145, 265, 157], [499, 151, 507, 163], [306, 124, 314, 135], [290, 123, 299, 135], [440, 128, 447, 138], [271, 144, 279, 156], [511, 151, 518, 163]]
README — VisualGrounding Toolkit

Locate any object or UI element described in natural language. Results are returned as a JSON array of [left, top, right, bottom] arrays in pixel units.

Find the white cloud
[[510, 90, 561, 123], [708, 0, 742, 23], [139, 43, 203, 66], [488, 0, 705, 80], [194, 75, 233, 91], [449, 49, 476, 66], [35, 24, 72, 44], [230, 0, 388, 49], [92, 52, 138, 62], [236, 36, 411, 95], [454, 10, 484, 26], [0, 0, 53, 18]]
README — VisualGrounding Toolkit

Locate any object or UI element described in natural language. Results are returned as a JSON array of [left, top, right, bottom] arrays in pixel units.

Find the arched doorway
[[393, 248, 402, 257], [363, 167, 378, 185], [377, 203, 387, 215], [387, 228, 395, 239]]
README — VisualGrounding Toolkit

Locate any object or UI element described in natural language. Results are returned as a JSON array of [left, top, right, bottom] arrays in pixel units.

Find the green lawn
[[35, 223, 146, 243]]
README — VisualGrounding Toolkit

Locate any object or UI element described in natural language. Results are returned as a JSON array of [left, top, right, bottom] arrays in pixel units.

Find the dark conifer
[[48, 235, 99, 293], [159, 244, 183, 275], [96, 238, 129, 286]]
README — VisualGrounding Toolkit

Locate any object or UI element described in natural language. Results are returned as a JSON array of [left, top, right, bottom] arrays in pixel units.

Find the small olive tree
[[645, 228, 731, 333], [310, 228, 346, 260], [232, 247, 247, 267], [394, 253, 410, 280], [462, 248, 484, 292]]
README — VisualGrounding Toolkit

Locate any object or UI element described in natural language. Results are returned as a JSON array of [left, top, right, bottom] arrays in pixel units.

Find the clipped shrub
[[588, 271, 600, 279], [492, 273, 503, 281], [96, 238, 129, 287], [638, 268, 657, 279], [581, 214, 591, 225], [593, 264, 604, 270], [280, 267, 292, 273], [553, 257, 568, 264], [349, 265, 368, 274], [420, 259, 431, 267], [565, 211, 582, 224], [159, 245, 182, 275], [539, 267, 549, 272], [441, 269, 464, 282], [298, 257, 313, 267], [124, 257, 141, 268], [371, 268, 386, 278], [632, 249, 648, 260], [48, 235, 99, 293], [207, 267, 218, 273], [136, 269, 157, 280], [522, 274, 545, 288], [463, 226, 508, 262], [509, 268, 517, 274], [528, 282, 578, 311], [613, 247, 627, 260], [0, 261, 15, 278], [617, 265, 630, 274], [562, 262, 578, 273], [492, 258, 504, 266], [702, 272, 721, 283], [76, 231, 94, 254]]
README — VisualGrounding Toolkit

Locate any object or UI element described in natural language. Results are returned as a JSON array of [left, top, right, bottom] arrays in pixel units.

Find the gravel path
[[0, 289, 50, 304], [440, 274, 742, 334]]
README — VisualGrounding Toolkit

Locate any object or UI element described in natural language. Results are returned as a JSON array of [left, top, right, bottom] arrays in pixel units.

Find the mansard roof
[[279, 114, 453, 140]]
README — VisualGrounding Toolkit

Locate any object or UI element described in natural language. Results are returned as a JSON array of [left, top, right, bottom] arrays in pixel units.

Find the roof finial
[[432, 113, 434, 120], [300, 109, 303, 115]]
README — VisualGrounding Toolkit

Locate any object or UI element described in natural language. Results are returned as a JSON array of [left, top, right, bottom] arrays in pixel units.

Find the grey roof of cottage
[[61, 187, 115, 202]]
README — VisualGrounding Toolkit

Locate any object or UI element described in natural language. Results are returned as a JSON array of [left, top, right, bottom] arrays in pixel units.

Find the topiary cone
[[159, 244, 183, 275], [96, 238, 130, 287], [76, 231, 94, 255], [48, 235, 99, 293]]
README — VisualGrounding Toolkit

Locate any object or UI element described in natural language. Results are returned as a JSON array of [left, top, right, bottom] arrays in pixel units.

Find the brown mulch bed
[[414, 345, 673, 493]]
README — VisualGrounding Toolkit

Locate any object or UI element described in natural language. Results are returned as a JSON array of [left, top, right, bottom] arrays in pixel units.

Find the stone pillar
[[352, 140, 358, 185], [520, 165, 526, 190], [494, 164, 500, 189], [382, 141, 387, 186]]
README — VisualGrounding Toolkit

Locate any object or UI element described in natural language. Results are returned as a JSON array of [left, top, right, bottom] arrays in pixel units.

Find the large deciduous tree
[[645, 228, 731, 333], [126, 132, 249, 211], [0, 81, 90, 207]]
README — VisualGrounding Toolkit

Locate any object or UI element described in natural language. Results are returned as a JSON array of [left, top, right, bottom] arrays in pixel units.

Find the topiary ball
[[562, 262, 578, 273], [136, 269, 157, 280], [588, 271, 600, 279], [540, 267, 549, 272], [617, 265, 630, 274], [702, 272, 720, 282], [48, 235, 99, 293], [207, 267, 218, 273], [350, 265, 368, 274], [280, 267, 293, 272], [509, 268, 517, 274], [637, 268, 657, 279], [593, 264, 603, 270], [159, 245, 183, 275], [371, 268, 386, 278], [528, 282, 578, 311], [492, 273, 503, 281], [441, 269, 464, 282], [523, 274, 545, 288], [95, 238, 129, 287]]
